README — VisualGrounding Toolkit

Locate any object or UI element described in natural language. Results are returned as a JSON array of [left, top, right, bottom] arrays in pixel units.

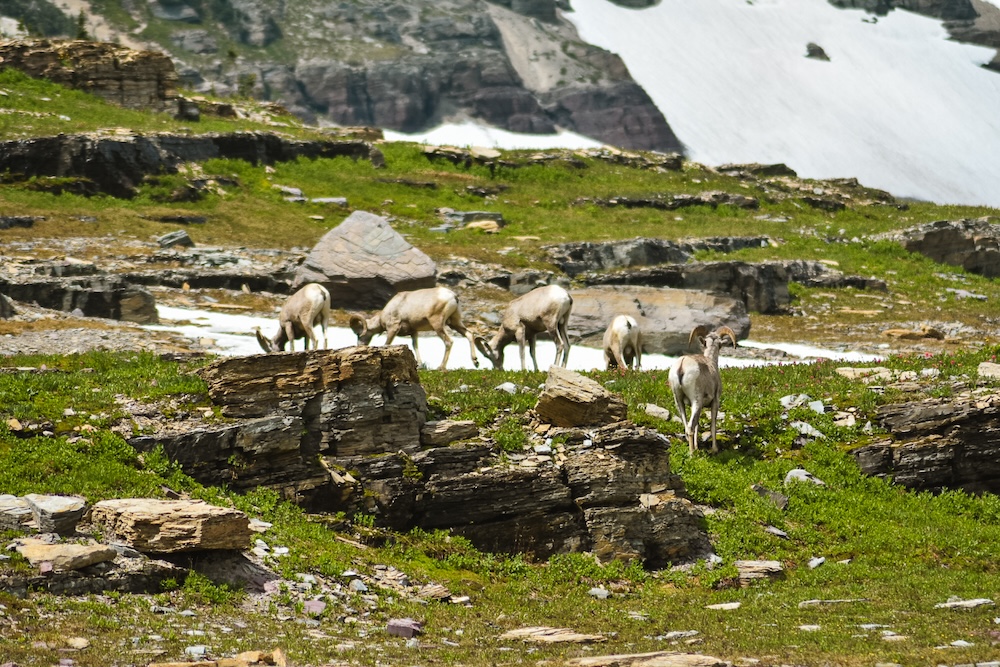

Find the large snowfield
[[395, 0, 1000, 209]]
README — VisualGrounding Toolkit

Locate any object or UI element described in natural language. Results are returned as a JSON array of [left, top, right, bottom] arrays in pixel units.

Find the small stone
[[387, 618, 423, 639], [705, 602, 741, 610], [349, 579, 368, 593], [808, 556, 826, 569], [588, 587, 610, 599], [65, 637, 90, 649], [784, 468, 826, 486], [495, 382, 518, 394], [303, 600, 327, 616]]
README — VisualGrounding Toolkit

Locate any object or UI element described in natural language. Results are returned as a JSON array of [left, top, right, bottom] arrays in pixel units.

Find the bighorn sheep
[[668, 325, 737, 455], [256, 283, 331, 352], [475, 284, 573, 371], [603, 314, 642, 370], [349, 287, 479, 370]]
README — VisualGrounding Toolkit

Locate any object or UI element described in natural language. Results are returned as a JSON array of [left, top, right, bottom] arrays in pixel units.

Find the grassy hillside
[[2, 73, 1000, 666]]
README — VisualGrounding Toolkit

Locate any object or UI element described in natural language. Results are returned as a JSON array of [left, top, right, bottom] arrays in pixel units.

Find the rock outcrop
[[546, 237, 773, 277], [291, 210, 438, 309], [90, 498, 253, 553], [873, 218, 1000, 278], [0, 39, 178, 112], [0, 131, 378, 198], [0, 274, 158, 323], [535, 366, 628, 427], [853, 391, 1000, 493], [132, 345, 712, 566]]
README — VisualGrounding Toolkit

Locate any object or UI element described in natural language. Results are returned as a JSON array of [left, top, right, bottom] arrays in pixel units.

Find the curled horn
[[349, 314, 368, 340], [717, 326, 738, 348], [688, 325, 710, 350], [254, 327, 274, 353], [474, 335, 497, 362]]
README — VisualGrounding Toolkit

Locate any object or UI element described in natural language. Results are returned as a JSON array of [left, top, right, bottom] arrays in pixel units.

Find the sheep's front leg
[[528, 334, 540, 372], [515, 325, 528, 371], [436, 330, 453, 370], [410, 334, 424, 369], [283, 322, 297, 351]]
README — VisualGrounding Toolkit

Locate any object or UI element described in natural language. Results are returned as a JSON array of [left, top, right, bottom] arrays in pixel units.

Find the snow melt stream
[[150, 306, 879, 370]]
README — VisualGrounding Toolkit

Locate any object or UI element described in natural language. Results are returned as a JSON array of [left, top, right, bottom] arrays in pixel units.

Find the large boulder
[[535, 366, 628, 427], [292, 210, 438, 308], [568, 286, 750, 355]]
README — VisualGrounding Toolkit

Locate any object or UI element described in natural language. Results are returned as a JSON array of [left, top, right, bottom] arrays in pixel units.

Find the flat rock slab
[[567, 652, 730, 667], [0, 495, 34, 531], [89, 498, 252, 554], [735, 559, 785, 586], [500, 626, 606, 644], [14, 538, 117, 571], [535, 366, 627, 427], [23, 493, 87, 535], [420, 420, 479, 446]]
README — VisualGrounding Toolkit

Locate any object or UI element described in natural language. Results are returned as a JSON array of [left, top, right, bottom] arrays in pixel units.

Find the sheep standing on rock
[[668, 325, 737, 454], [256, 283, 331, 352], [475, 284, 573, 372], [350, 287, 479, 370], [603, 314, 642, 370]]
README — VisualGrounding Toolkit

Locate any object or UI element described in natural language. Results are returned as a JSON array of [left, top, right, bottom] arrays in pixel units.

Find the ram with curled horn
[[667, 324, 738, 455]]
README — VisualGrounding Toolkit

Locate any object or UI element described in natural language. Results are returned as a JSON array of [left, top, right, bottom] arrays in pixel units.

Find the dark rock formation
[[575, 191, 759, 212], [0, 131, 377, 198], [827, 0, 977, 20], [292, 210, 438, 309], [806, 43, 831, 61], [0, 275, 158, 323], [132, 345, 712, 566], [874, 218, 1000, 277], [568, 286, 751, 354], [854, 392, 1000, 494]]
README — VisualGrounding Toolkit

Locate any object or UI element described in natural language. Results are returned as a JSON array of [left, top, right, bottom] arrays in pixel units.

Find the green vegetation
[[2, 72, 1000, 666]]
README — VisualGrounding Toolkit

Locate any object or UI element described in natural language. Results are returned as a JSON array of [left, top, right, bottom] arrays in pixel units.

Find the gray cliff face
[[0, 0, 681, 153]]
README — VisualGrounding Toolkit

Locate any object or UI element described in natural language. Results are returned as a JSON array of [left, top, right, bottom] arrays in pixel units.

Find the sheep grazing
[[475, 284, 573, 371], [603, 314, 642, 370], [256, 283, 331, 352], [668, 325, 737, 455], [349, 287, 479, 370]]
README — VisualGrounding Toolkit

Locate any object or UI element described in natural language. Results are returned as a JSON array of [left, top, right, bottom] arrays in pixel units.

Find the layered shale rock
[[873, 217, 1000, 278], [132, 345, 712, 566], [853, 391, 1000, 493]]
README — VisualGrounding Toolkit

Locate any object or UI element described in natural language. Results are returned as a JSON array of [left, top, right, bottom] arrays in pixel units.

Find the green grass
[[2, 349, 1000, 664], [3, 72, 1000, 665]]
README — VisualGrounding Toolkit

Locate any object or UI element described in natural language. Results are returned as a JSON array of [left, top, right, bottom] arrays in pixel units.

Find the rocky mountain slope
[[3, 0, 1000, 166]]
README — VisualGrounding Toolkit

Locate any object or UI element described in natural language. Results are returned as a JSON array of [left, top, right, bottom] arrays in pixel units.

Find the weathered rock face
[[535, 366, 628, 427], [874, 218, 1000, 278], [568, 286, 750, 355], [0, 131, 377, 198], [583, 262, 791, 315], [853, 392, 1000, 493], [0, 39, 178, 112], [89, 498, 253, 553], [0, 293, 14, 319], [0, 274, 158, 323], [292, 210, 438, 309], [132, 346, 711, 566]]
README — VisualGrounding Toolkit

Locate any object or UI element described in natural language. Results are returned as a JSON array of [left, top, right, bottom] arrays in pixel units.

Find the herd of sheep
[[255, 282, 737, 454]]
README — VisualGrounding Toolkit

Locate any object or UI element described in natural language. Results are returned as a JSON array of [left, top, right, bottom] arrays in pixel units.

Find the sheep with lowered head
[[603, 314, 642, 370]]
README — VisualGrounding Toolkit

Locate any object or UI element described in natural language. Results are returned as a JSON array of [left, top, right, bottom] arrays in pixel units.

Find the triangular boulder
[[293, 210, 437, 308]]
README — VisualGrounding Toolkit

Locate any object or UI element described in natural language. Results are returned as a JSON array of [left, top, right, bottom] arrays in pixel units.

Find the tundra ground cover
[[2, 349, 1000, 665], [3, 74, 1000, 665]]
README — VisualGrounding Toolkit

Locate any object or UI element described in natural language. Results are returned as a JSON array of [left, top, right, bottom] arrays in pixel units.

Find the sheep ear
[[349, 315, 367, 337], [255, 328, 273, 353], [717, 326, 738, 348]]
